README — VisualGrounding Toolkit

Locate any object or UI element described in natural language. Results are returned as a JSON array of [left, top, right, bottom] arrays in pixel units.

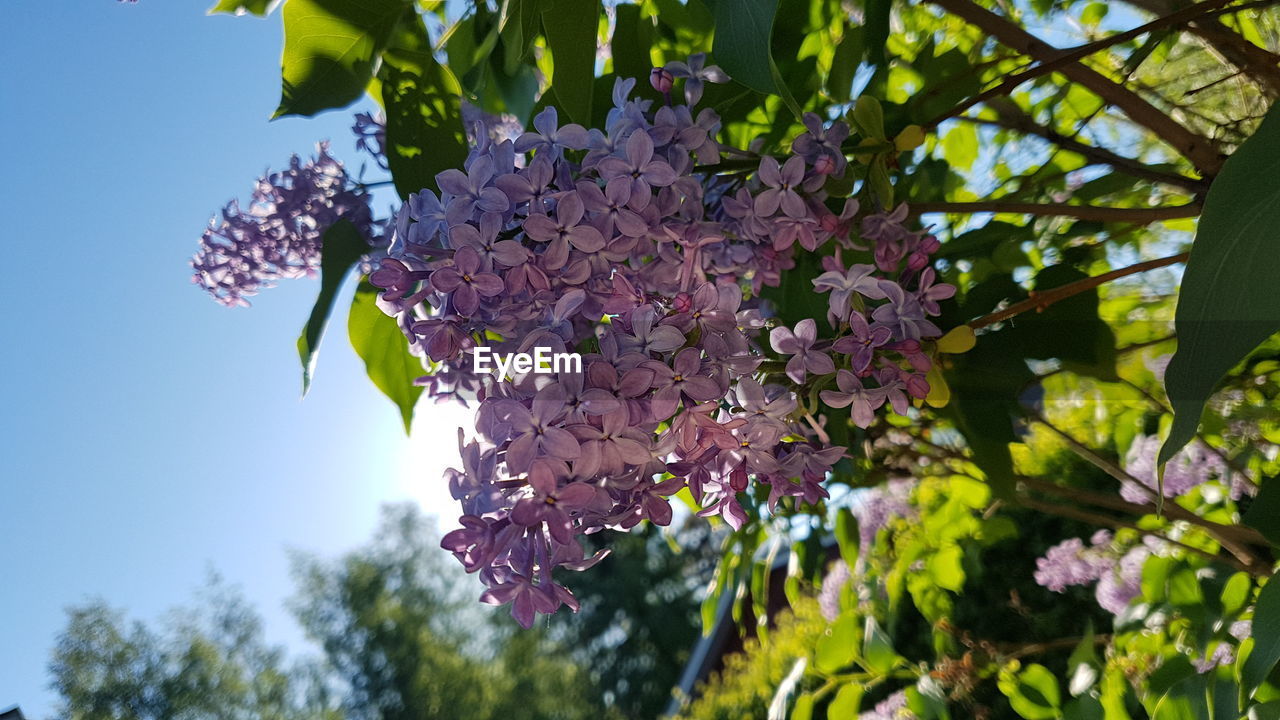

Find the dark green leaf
[[500, 0, 542, 75], [937, 221, 1034, 261], [1161, 103, 1280, 465], [541, 0, 600, 125], [864, 0, 892, 68], [297, 220, 368, 394], [1244, 478, 1280, 546], [348, 281, 424, 433], [703, 0, 800, 115], [611, 4, 655, 85], [208, 0, 277, 16], [275, 0, 412, 118], [827, 24, 862, 104], [1243, 577, 1280, 698], [1151, 673, 1210, 720], [705, 0, 777, 93], [379, 14, 468, 201], [1249, 700, 1280, 720]]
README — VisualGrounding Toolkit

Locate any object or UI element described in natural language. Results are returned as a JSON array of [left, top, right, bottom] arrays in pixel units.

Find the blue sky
[[0, 3, 467, 716]]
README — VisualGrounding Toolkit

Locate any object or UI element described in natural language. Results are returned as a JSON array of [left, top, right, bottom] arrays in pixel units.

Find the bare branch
[[931, 0, 1227, 175], [911, 202, 1201, 223]]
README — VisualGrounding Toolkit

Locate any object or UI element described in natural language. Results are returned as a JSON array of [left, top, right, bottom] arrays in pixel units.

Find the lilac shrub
[[192, 142, 375, 307]]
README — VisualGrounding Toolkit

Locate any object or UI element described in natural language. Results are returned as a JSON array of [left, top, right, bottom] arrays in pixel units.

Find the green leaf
[[937, 221, 1035, 261], [703, 0, 801, 115], [348, 281, 424, 433], [541, 0, 600, 125], [815, 611, 859, 673], [862, 618, 898, 675], [500, 0, 542, 75], [297, 220, 368, 394], [1244, 478, 1280, 546], [1249, 700, 1280, 720], [999, 663, 1062, 720], [208, 0, 277, 16], [611, 4, 654, 86], [835, 508, 861, 568], [941, 123, 979, 171], [864, 0, 892, 68], [827, 24, 862, 104], [1063, 695, 1104, 720], [378, 14, 468, 201], [926, 545, 965, 592], [1243, 578, 1280, 698], [1161, 103, 1280, 465], [827, 683, 864, 720], [1151, 674, 1210, 720], [1221, 572, 1252, 617], [276, 0, 411, 118], [791, 692, 815, 720]]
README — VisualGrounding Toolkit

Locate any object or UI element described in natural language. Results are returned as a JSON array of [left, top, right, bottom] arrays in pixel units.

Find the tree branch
[[1122, 0, 1280, 97], [1017, 494, 1256, 573], [960, 107, 1209, 193], [967, 252, 1189, 330], [928, 0, 1246, 127], [930, 0, 1226, 175], [913, 201, 1201, 223]]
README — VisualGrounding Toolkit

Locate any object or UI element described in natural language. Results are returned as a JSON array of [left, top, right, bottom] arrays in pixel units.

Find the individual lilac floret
[[770, 319, 836, 383], [663, 52, 729, 105]]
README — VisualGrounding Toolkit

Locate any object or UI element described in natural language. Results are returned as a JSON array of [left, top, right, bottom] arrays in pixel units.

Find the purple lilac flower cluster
[[1033, 530, 1150, 615], [369, 64, 953, 627], [1122, 434, 1250, 502], [192, 143, 375, 307]]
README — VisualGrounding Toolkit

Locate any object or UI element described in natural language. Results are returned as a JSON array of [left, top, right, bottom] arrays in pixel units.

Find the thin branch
[[967, 252, 1189, 330], [930, 0, 1226, 175], [1121, 0, 1280, 97], [913, 201, 1201, 223], [928, 0, 1245, 127], [1029, 412, 1272, 569], [1018, 494, 1256, 573], [960, 109, 1209, 193]]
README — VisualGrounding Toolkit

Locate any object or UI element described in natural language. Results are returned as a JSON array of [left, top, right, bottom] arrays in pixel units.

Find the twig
[[930, 0, 1226, 175], [927, 0, 1244, 127], [959, 110, 1209, 193], [967, 252, 1189, 330], [912, 201, 1201, 223], [1028, 412, 1271, 569], [1018, 494, 1256, 573]]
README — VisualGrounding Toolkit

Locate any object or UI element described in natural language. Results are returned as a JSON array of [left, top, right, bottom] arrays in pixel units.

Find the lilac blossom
[[192, 143, 373, 307], [662, 52, 729, 105], [770, 319, 836, 383], [302, 64, 960, 625]]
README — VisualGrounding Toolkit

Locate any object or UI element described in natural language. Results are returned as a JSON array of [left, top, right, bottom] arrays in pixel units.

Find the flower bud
[[907, 251, 929, 271], [905, 372, 930, 399], [813, 154, 836, 175], [650, 67, 674, 94], [671, 291, 693, 314]]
